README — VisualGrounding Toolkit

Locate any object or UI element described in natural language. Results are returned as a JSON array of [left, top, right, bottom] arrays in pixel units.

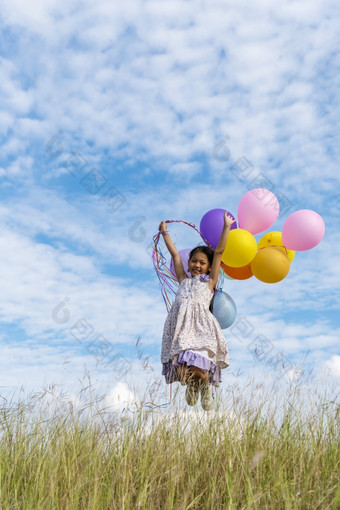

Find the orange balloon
[[251, 247, 290, 283], [257, 231, 295, 262], [221, 262, 253, 280]]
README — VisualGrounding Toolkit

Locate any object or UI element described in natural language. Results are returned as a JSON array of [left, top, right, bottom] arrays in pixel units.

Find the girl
[[159, 212, 235, 411]]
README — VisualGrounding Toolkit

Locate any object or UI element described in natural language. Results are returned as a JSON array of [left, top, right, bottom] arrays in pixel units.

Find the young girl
[[159, 212, 235, 411]]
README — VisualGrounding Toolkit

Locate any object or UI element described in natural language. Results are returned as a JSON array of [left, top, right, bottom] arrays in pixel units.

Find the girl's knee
[[176, 364, 210, 384]]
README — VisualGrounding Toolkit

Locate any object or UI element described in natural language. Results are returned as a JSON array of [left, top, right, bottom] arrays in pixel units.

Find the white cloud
[[102, 382, 136, 411], [1, 0, 339, 192], [0, 195, 166, 345], [325, 355, 340, 379]]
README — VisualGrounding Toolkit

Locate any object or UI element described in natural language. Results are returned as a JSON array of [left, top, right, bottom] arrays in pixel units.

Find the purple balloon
[[200, 209, 237, 248], [170, 248, 192, 280]]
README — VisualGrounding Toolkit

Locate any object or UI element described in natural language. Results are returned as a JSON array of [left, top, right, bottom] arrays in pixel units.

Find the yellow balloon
[[221, 229, 257, 268], [258, 231, 295, 262], [251, 247, 290, 283]]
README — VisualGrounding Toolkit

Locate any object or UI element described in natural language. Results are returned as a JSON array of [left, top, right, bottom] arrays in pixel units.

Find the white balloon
[[211, 290, 237, 329]]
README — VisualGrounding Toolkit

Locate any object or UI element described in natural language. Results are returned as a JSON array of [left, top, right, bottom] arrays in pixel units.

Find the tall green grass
[[0, 379, 339, 509]]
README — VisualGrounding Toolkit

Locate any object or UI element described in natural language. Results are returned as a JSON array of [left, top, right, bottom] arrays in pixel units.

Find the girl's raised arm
[[159, 221, 188, 284], [208, 212, 236, 291]]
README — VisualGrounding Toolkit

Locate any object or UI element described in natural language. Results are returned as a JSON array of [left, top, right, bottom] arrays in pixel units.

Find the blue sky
[[1, 0, 339, 410]]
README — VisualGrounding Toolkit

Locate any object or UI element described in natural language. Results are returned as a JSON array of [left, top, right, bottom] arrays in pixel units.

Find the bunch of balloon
[[199, 189, 325, 286], [220, 188, 285, 284]]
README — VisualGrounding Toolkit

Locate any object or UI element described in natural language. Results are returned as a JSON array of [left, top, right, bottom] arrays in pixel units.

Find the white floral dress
[[161, 275, 229, 386]]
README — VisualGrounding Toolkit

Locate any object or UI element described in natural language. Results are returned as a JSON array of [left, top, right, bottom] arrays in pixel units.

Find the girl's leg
[[188, 366, 209, 384], [176, 364, 209, 384], [176, 364, 190, 384], [200, 384, 214, 411]]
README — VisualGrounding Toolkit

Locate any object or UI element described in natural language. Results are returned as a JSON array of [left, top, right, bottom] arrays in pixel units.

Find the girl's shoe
[[185, 381, 200, 406], [200, 384, 214, 411]]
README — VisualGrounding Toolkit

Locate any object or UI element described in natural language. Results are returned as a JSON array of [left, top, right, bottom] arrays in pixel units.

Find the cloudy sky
[[1, 0, 339, 410]]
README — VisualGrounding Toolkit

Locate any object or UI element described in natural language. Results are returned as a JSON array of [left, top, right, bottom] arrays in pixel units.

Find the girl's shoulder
[[178, 277, 190, 289]]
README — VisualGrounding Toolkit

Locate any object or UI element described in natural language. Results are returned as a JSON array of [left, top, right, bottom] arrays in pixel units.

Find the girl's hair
[[189, 246, 214, 267]]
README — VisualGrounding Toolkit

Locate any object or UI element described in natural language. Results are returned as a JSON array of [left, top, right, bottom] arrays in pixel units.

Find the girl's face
[[188, 251, 211, 277]]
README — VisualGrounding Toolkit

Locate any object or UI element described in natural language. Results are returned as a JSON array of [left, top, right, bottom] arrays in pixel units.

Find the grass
[[0, 378, 339, 509]]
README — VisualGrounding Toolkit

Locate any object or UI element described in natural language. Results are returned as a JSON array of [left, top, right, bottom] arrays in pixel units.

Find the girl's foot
[[200, 384, 214, 411], [185, 381, 200, 406]]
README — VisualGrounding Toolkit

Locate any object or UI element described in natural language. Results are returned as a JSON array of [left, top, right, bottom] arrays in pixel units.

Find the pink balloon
[[282, 209, 325, 251], [237, 189, 279, 235], [170, 248, 192, 279]]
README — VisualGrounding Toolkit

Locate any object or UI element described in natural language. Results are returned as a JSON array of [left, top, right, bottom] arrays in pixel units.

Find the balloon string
[[164, 220, 213, 248], [152, 220, 213, 313], [122, 401, 171, 414], [152, 231, 178, 313], [257, 244, 290, 256]]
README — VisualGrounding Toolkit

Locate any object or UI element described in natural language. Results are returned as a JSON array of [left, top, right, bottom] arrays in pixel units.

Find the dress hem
[[162, 350, 222, 387]]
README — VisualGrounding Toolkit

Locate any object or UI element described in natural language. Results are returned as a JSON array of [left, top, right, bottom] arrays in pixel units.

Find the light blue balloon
[[212, 290, 237, 329]]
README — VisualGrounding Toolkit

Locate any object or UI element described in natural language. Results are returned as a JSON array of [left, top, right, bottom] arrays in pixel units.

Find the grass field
[[0, 377, 339, 509]]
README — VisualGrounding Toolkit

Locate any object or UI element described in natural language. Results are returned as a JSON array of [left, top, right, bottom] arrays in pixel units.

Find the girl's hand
[[224, 211, 236, 229], [159, 221, 167, 233]]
